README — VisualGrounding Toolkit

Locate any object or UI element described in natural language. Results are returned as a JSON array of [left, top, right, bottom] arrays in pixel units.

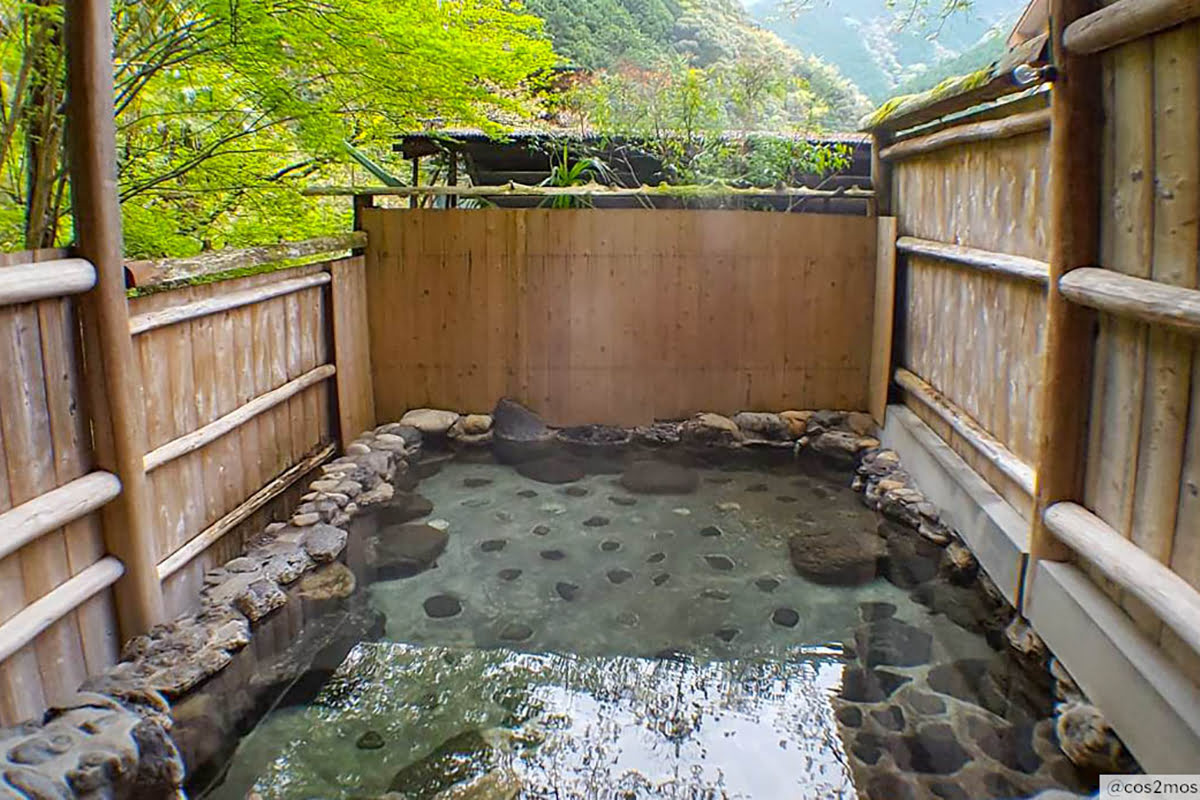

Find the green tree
[[2, 0, 557, 255]]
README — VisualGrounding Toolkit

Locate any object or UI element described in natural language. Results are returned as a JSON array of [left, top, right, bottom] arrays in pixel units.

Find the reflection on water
[[222, 642, 857, 799]]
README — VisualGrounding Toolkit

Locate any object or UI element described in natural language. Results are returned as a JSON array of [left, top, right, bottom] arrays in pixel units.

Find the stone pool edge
[[0, 405, 1131, 797]]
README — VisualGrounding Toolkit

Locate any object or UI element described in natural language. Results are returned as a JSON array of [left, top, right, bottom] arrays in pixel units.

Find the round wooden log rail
[[0, 258, 96, 306], [156, 443, 336, 581], [880, 108, 1052, 162], [895, 367, 1037, 496], [129, 272, 332, 336], [1065, 0, 1200, 55], [0, 472, 121, 563], [143, 364, 336, 473], [0, 557, 125, 666], [1060, 267, 1200, 335], [1044, 502, 1200, 657], [897, 237, 1051, 285]]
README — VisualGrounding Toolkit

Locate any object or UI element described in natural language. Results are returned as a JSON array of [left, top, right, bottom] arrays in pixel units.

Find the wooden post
[[352, 194, 374, 256], [65, 0, 166, 635], [871, 133, 894, 217], [1030, 0, 1102, 563], [447, 153, 458, 210], [410, 158, 420, 209]]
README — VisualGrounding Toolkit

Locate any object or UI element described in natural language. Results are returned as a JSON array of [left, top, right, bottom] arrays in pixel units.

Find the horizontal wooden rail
[[0, 472, 121, 563], [144, 364, 336, 473], [1060, 267, 1200, 334], [0, 557, 124, 665], [0, 258, 96, 306], [880, 108, 1051, 162], [125, 233, 366, 289], [897, 237, 1051, 284], [303, 183, 875, 200], [1064, 0, 1200, 54], [157, 443, 336, 580], [895, 367, 1037, 496], [129, 272, 331, 335], [1044, 502, 1200, 657]]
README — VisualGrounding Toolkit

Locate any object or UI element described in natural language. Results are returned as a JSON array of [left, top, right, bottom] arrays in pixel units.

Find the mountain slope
[[523, 0, 872, 129], [748, 0, 1023, 102]]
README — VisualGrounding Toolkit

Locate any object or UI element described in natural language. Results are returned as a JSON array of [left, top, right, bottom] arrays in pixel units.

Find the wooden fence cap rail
[[129, 271, 332, 336], [880, 107, 1052, 162], [860, 33, 1049, 133], [125, 233, 366, 291], [0, 258, 96, 306], [1064, 0, 1200, 55], [302, 183, 875, 200], [1060, 267, 1200, 335]]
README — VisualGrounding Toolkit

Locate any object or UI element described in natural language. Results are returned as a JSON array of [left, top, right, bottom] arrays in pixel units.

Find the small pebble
[[673, 507, 692, 516], [716, 501, 741, 513], [428, 519, 450, 531], [540, 503, 567, 516]]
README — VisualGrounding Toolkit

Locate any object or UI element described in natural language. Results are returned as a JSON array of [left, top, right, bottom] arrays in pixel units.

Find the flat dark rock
[[563, 485, 589, 497], [714, 627, 739, 643], [745, 483, 769, 493], [583, 515, 610, 528], [620, 461, 700, 495], [373, 524, 448, 580], [652, 572, 670, 586], [772, 607, 799, 627], [609, 496, 637, 507], [540, 549, 566, 561], [498, 623, 534, 642], [893, 723, 971, 775], [498, 568, 522, 581], [836, 706, 863, 728], [755, 577, 780, 593], [388, 730, 493, 795], [517, 489, 538, 499], [423, 594, 462, 619], [789, 528, 884, 586], [646, 552, 666, 564], [606, 569, 634, 585], [699, 525, 723, 537], [701, 588, 731, 601], [462, 477, 493, 488], [555, 582, 580, 601], [871, 705, 906, 731], [840, 667, 911, 702], [531, 524, 551, 536], [859, 601, 897, 622], [600, 540, 621, 552], [516, 456, 586, 485], [704, 554, 735, 571], [480, 539, 507, 553], [855, 618, 933, 668], [371, 494, 435, 526]]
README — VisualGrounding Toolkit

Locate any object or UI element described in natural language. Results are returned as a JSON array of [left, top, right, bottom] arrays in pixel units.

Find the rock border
[[0, 403, 1129, 797]]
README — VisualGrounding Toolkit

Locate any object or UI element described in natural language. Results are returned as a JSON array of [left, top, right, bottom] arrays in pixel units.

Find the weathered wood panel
[[129, 263, 337, 617], [0, 249, 119, 725], [362, 209, 879, 426], [1082, 22, 1200, 678], [331, 256, 376, 442], [892, 127, 1051, 515]]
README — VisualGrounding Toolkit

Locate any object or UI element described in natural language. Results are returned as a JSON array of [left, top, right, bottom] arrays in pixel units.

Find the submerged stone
[[699, 525, 723, 538], [704, 555, 735, 571], [859, 601, 897, 622], [499, 623, 534, 642], [854, 618, 933, 668], [355, 730, 385, 750], [619, 461, 700, 495], [462, 477, 493, 488], [555, 582, 579, 601], [387, 730, 495, 796], [498, 569, 523, 582], [480, 539, 507, 553], [771, 608, 800, 628], [583, 515, 610, 528], [517, 456, 586, 485], [788, 528, 884, 586], [423, 595, 463, 619], [606, 569, 634, 585], [840, 667, 910, 702], [894, 723, 971, 775], [715, 627, 739, 643], [540, 550, 566, 561], [754, 577, 780, 593], [373, 524, 448, 581]]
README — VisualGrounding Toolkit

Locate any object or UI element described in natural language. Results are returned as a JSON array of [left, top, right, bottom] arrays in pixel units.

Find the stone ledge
[[881, 404, 1029, 607], [1025, 560, 1200, 774]]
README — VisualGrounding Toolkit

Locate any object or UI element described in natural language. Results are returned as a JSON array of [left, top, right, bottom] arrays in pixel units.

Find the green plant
[[538, 145, 614, 209]]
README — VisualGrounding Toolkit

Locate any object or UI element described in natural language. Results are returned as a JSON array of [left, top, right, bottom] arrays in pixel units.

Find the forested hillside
[[524, 0, 871, 130], [747, 0, 1021, 102]]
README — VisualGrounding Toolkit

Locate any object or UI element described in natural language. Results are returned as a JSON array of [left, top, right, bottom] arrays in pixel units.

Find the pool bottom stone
[[208, 450, 1093, 800]]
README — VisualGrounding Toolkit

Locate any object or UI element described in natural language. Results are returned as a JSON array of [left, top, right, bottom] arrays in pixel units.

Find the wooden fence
[[871, 0, 1200, 686], [0, 242, 374, 724], [361, 208, 881, 426]]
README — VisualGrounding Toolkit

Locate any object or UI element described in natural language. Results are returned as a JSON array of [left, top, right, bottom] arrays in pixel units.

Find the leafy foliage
[[1, 0, 556, 255]]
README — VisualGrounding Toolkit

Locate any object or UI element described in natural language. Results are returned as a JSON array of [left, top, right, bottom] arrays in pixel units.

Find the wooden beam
[[0, 472, 120, 563], [897, 237, 1051, 284], [880, 108, 1052, 162], [1061, 267, 1200, 334], [156, 443, 335, 581], [1065, 0, 1200, 54], [896, 368, 1037, 495], [1045, 502, 1200, 657], [125, 232, 366, 290], [1030, 0, 1103, 563], [0, 258, 96, 306], [869, 218, 898, 423], [303, 183, 875, 200], [871, 133, 894, 216], [144, 364, 335, 472], [65, 0, 166, 635], [129, 272, 331, 336], [0, 557, 124, 666]]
